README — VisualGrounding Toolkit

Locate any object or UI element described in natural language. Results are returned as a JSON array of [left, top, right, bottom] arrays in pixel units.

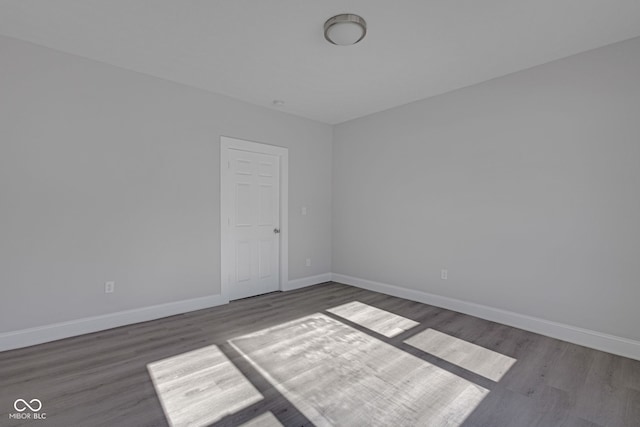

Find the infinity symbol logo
[[14, 399, 42, 412]]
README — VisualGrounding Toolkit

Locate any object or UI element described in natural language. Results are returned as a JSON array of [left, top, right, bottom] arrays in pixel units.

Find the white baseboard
[[333, 273, 640, 361], [4, 273, 638, 361], [0, 273, 333, 352], [0, 293, 227, 352], [285, 273, 333, 291]]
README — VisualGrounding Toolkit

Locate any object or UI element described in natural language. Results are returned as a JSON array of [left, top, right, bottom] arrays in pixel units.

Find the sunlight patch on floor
[[405, 329, 517, 382], [326, 301, 419, 337], [147, 344, 263, 426], [229, 313, 488, 427], [238, 411, 283, 427]]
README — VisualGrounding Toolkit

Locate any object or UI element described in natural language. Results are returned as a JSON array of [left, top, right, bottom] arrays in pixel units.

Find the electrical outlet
[[301, 206, 308, 216], [105, 281, 115, 293], [441, 269, 448, 280], [306, 258, 312, 267]]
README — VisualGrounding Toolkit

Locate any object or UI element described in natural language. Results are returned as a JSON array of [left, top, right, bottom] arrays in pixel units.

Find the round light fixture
[[324, 14, 367, 46]]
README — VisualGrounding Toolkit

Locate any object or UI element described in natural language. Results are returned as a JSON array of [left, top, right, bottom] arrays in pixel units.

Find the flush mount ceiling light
[[324, 14, 367, 46]]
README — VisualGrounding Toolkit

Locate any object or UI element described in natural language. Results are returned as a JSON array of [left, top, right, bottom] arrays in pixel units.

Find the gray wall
[[333, 37, 640, 341], [0, 36, 332, 332], [3, 32, 639, 344]]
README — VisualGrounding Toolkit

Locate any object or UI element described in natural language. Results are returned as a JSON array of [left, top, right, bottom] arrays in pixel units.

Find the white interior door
[[226, 148, 280, 300]]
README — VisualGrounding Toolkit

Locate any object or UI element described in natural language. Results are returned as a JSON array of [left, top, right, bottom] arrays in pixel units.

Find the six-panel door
[[228, 148, 280, 300]]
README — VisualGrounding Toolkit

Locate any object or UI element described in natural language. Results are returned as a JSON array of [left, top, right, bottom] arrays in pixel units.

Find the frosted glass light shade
[[324, 14, 367, 46]]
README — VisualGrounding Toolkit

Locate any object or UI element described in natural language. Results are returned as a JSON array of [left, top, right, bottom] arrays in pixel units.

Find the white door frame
[[220, 136, 288, 301]]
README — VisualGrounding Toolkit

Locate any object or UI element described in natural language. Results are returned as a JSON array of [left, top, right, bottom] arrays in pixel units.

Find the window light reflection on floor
[[147, 344, 263, 427], [238, 411, 283, 427], [229, 313, 488, 426], [145, 311, 504, 426], [405, 328, 517, 382], [326, 300, 419, 337]]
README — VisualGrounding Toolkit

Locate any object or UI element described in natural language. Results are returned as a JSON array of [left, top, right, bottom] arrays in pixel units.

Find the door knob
[[273, 228, 280, 234]]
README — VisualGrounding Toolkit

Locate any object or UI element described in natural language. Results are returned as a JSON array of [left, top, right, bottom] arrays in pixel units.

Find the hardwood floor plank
[[547, 343, 595, 393], [622, 388, 640, 427], [574, 351, 627, 426]]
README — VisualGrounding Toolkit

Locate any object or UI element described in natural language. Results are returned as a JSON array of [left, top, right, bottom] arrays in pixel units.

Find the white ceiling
[[1, 1, 640, 124]]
